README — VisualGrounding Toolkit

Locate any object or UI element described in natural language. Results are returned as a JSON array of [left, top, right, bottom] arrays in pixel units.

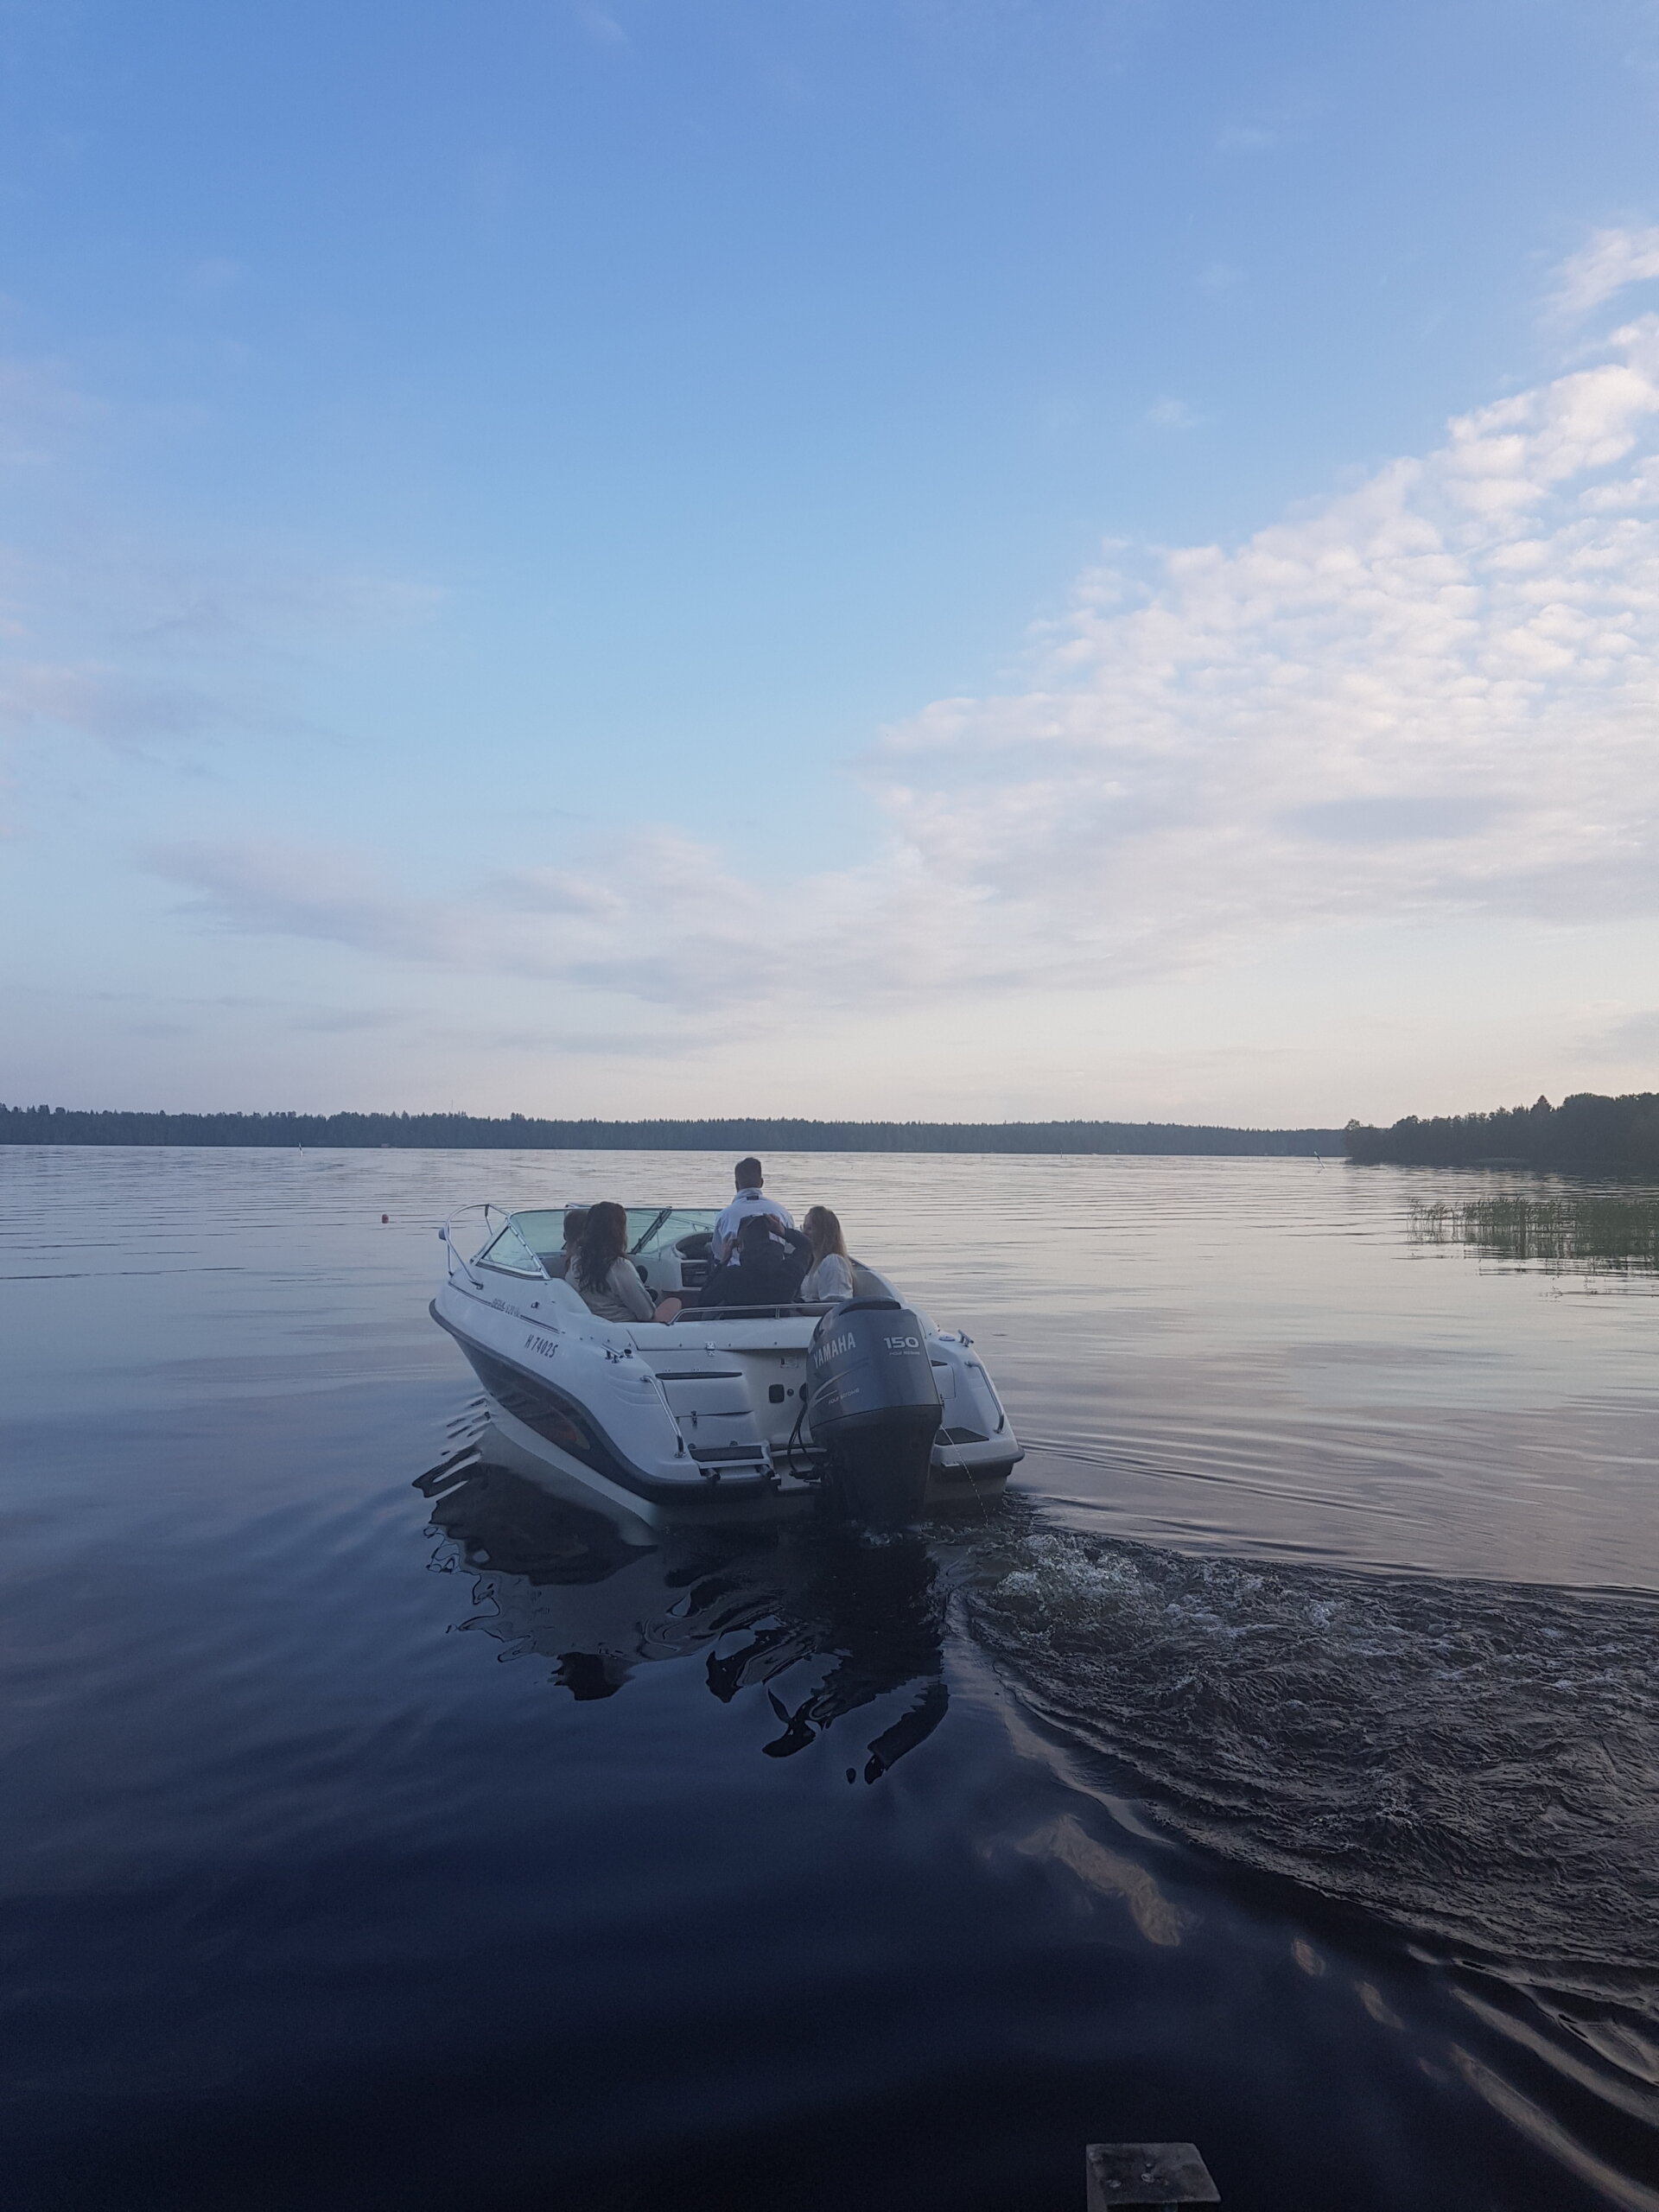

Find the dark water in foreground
[[3, 1147, 1658, 2211]]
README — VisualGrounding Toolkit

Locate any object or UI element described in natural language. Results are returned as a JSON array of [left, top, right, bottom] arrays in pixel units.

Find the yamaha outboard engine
[[807, 1300, 941, 1528]]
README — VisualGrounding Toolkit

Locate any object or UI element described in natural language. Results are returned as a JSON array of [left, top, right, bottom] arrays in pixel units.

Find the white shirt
[[713, 1186, 795, 1260], [799, 1251, 855, 1302]]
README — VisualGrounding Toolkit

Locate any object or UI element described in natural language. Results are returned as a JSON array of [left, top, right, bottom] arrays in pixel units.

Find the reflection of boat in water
[[416, 1433, 953, 1777], [429, 1203, 1021, 1532]]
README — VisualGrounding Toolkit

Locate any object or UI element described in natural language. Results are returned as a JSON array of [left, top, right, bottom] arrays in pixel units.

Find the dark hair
[[562, 1206, 589, 1248], [572, 1200, 627, 1291], [734, 1157, 763, 1189], [736, 1211, 778, 1256]]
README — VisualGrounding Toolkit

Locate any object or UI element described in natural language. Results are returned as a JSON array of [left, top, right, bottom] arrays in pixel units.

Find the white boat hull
[[430, 1248, 1020, 1527]]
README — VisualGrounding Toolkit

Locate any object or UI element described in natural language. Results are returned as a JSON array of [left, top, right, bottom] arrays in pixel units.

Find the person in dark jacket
[[696, 1210, 807, 1307]]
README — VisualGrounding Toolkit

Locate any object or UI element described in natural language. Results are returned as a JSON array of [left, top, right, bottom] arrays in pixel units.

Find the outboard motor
[[807, 1300, 941, 1528]]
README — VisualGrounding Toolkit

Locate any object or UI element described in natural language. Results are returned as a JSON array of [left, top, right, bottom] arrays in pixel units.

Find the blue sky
[[4, 0, 1659, 1121]]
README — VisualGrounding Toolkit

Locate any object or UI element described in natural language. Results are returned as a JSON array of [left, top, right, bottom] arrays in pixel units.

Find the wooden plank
[[1085, 2141, 1220, 2207]]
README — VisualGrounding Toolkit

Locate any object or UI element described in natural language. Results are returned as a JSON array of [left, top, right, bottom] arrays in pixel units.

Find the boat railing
[[670, 1301, 834, 1322], [435, 1202, 509, 1287]]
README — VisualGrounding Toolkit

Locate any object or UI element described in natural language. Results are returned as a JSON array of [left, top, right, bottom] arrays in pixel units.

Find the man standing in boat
[[712, 1157, 796, 1261]]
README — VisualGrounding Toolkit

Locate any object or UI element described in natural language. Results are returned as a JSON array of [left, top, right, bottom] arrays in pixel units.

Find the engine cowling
[[807, 1300, 942, 1527]]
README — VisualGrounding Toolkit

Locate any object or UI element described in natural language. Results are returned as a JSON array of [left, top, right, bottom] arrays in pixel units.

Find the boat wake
[[415, 1428, 1659, 2201], [963, 1506, 1659, 2204], [967, 1512, 1659, 1974]]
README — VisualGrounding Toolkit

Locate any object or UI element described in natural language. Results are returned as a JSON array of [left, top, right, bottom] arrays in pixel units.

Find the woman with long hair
[[798, 1205, 856, 1304], [568, 1200, 659, 1324]]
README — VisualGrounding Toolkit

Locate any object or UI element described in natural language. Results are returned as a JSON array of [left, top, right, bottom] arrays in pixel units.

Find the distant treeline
[[1345, 1091, 1659, 1171], [0, 1104, 1345, 1157]]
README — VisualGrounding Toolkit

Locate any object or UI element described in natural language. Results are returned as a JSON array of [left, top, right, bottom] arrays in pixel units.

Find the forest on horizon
[[1345, 1091, 1659, 1171], [0, 1104, 1343, 1156]]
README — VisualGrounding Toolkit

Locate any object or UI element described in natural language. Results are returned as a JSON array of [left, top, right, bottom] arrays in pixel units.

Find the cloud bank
[[151, 287, 1659, 1047], [872, 308, 1659, 988]]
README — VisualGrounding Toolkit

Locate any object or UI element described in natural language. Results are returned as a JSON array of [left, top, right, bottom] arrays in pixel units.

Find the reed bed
[[1409, 1193, 1659, 1272]]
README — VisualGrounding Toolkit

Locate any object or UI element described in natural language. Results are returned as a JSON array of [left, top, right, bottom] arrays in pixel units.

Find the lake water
[[3, 1145, 1657, 2211]]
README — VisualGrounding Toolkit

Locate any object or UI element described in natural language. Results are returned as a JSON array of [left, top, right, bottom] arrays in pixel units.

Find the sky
[[3, 0, 1659, 1126]]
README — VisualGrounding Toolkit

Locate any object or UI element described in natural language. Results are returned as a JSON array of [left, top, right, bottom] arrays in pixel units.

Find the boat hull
[[429, 1266, 1019, 1529]]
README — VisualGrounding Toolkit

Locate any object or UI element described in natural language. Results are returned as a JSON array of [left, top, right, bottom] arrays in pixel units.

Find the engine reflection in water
[[417, 1433, 951, 1778]]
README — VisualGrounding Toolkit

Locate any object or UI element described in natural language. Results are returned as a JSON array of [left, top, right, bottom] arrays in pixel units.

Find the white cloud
[[864, 312, 1659, 982], [133, 296, 1659, 1047], [1549, 225, 1659, 322], [143, 830, 986, 1034]]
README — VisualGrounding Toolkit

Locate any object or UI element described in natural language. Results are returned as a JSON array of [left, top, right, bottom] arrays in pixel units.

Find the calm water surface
[[3, 1147, 1657, 2210]]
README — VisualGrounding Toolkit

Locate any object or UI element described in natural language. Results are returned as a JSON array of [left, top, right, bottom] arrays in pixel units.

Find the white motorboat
[[429, 1204, 1021, 1530]]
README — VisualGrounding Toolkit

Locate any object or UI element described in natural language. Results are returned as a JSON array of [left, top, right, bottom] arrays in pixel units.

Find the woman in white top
[[798, 1206, 857, 1304], [568, 1201, 658, 1323]]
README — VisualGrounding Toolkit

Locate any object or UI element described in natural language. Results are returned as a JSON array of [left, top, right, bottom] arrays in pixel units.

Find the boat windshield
[[507, 1206, 719, 1268], [477, 1219, 543, 1275], [629, 1208, 720, 1263]]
